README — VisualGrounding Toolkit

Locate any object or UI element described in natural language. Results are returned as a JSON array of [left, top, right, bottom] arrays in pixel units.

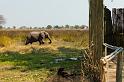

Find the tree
[[46, 25, 52, 29], [74, 25, 80, 29], [13, 26, 16, 29], [69, 26, 74, 29], [34, 27, 38, 29], [54, 25, 59, 29], [42, 27, 45, 29], [0, 26, 3, 29], [80, 25, 85, 29], [7, 27, 11, 29], [29, 27, 32, 29], [0, 15, 6, 29], [65, 25, 70, 29], [0, 15, 5, 25]]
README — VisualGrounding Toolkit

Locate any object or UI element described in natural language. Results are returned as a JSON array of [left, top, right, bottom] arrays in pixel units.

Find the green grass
[[0, 29, 88, 82], [0, 47, 82, 82]]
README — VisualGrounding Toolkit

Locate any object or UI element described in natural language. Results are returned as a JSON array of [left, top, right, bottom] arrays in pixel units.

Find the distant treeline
[[0, 25, 88, 30]]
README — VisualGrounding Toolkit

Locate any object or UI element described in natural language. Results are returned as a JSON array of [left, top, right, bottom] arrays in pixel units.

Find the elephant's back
[[29, 31, 40, 38], [28, 31, 49, 39]]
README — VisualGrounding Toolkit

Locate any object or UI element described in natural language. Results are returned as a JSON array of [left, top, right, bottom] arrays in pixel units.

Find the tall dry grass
[[0, 29, 89, 47]]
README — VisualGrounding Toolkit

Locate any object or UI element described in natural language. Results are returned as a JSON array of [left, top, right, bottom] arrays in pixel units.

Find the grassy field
[[0, 29, 89, 82], [0, 29, 89, 47]]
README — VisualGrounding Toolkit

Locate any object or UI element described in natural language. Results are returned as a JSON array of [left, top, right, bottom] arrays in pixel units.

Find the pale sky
[[0, 0, 124, 27]]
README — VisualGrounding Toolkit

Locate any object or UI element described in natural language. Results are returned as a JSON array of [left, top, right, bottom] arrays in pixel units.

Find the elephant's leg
[[30, 42, 33, 44], [38, 40, 44, 45], [41, 40, 45, 44], [44, 34, 51, 44], [38, 37, 44, 44], [47, 37, 52, 44], [38, 40, 42, 45]]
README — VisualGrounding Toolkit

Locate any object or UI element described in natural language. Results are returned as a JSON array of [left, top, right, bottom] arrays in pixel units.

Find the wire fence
[[100, 43, 124, 82]]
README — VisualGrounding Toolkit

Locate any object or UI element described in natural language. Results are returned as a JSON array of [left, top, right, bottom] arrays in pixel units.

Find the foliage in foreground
[[0, 47, 82, 82], [0, 29, 89, 82]]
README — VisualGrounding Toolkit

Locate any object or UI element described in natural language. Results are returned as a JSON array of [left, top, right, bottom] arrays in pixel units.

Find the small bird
[[57, 68, 70, 78]]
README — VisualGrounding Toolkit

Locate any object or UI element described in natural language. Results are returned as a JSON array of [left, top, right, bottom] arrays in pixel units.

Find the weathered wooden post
[[104, 6, 115, 45], [112, 8, 124, 82], [89, 0, 104, 82], [112, 8, 124, 48], [89, 0, 104, 60], [116, 51, 123, 82]]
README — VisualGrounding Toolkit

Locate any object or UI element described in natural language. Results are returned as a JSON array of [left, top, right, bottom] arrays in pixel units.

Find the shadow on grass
[[0, 47, 81, 72], [58, 47, 81, 57]]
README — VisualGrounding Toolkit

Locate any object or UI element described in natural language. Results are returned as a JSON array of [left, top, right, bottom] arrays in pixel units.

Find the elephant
[[25, 31, 52, 45]]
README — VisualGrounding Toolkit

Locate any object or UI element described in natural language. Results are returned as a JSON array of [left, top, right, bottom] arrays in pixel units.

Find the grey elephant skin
[[25, 31, 52, 45]]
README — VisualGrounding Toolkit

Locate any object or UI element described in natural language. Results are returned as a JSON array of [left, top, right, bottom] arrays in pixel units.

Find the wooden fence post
[[89, 0, 104, 61], [89, 0, 104, 82], [116, 51, 123, 82], [112, 8, 124, 82], [112, 8, 124, 48]]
